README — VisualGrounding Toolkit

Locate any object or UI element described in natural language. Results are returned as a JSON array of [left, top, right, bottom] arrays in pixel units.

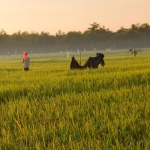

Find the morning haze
[[0, 0, 150, 55]]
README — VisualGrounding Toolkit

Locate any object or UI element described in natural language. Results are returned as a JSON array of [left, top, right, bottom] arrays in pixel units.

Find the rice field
[[0, 49, 150, 150]]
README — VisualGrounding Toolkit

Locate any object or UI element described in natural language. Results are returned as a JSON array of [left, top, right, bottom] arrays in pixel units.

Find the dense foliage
[[0, 22, 150, 55]]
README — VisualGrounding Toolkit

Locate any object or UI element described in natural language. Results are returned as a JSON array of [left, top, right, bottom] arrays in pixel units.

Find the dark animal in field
[[96, 53, 104, 58], [129, 49, 133, 54], [84, 55, 105, 69], [70, 56, 86, 69], [70, 53, 105, 70]]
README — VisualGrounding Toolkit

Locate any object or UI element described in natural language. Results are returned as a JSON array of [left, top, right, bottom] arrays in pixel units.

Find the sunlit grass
[[0, 50, 150, 149]]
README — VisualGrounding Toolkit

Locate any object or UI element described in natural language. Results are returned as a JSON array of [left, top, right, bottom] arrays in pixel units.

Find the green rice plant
[[0, 50, 150, 150]]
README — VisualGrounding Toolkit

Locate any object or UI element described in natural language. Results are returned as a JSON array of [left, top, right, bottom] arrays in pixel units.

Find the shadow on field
[[0, 88, 29, 104], [0, 86, 67, 104]]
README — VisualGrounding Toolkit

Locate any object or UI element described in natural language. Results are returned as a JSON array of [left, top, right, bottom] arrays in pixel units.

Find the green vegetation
[[0, 49, 150, 149], [0, 22, 150, 54]]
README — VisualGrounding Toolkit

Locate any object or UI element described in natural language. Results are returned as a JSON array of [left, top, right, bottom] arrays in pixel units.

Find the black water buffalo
[[70, 53, 105, 70], [96, 53, 104, 58], [70, 56, 86, 69], [85, 56, 105, 69]]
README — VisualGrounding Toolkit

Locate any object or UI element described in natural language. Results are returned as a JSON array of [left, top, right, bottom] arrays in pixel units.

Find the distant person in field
[[133, 49, 137, 56], [23, 52, 30, 71]]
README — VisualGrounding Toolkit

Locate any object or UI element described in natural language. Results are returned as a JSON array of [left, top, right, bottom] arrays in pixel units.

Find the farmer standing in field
[[23, 52, 30, 71], [133, 49, 137, 56]]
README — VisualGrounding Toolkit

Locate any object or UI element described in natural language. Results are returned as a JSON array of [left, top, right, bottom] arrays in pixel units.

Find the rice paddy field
[[0, 49, 150, 150]]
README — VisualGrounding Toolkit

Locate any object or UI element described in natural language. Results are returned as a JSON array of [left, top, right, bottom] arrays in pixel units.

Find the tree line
[[0, 22, 150, 55]]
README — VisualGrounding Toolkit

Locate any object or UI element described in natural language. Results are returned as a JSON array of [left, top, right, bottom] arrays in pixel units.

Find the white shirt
[[23, 57, 30, 68]]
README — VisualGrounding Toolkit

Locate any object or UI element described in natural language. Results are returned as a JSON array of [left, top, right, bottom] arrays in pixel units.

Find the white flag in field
[[66, 51, 69, 58], [77, 49, 81, 54]]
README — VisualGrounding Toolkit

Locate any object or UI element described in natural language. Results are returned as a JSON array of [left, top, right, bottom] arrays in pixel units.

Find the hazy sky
[[0, 0, 150, 35]]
